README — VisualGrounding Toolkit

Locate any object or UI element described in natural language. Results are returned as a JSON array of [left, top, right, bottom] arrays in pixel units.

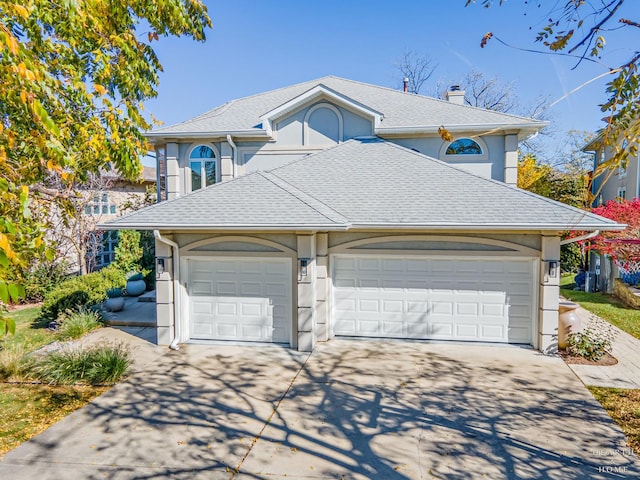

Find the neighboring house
[[103, 76, 621, 353], [586, 132, 640, 205], [54, 166, 156, 274], [584, 132, 640, 289]]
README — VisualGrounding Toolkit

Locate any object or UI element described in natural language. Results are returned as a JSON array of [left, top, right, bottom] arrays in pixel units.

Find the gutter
[[154, 231, 181, 350], [375, 122, 548, 136], [227, 134, 237, 178], [560, 230, 600, 246]]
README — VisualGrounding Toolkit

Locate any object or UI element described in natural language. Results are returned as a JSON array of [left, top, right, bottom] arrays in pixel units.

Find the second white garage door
[[188, 258, 292, 344], [332, 255, 535, 344]]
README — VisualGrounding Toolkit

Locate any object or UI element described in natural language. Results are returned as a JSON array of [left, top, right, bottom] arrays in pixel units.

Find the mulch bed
[[558, 349, 619, 366]]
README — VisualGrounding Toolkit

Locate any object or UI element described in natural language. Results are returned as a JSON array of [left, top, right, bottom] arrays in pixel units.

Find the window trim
[[439, 136, 488, 161], [302, 102, 344, 146]]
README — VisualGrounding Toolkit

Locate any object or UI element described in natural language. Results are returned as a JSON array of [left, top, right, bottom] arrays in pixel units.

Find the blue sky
[[145, 1, 637, 157]]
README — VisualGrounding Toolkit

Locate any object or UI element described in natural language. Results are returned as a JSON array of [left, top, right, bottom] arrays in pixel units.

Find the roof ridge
[[330, 76, 544, 123], [257, 171, 349, 225]]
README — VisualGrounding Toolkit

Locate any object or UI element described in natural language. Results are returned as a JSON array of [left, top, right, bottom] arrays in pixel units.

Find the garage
[[187, 258, 292, 344], [332, 255, 536, 344]]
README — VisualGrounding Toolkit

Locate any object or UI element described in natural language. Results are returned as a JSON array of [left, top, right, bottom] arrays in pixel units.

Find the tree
[[0, 0, 212, 332], [590, 199, 640, 266], [518, 152, 591, 272], [394, 50, 438, 94], [467, 0, 639, 190]]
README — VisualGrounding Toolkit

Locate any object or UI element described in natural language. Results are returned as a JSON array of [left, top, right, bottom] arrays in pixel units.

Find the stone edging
[[613, 278, 640, 309]]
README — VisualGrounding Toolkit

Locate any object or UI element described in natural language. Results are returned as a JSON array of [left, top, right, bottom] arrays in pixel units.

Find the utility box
[[585, 271, 597, 293]]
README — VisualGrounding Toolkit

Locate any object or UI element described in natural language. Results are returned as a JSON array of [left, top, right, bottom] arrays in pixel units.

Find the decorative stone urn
[[126, 273, 146, 297], [105, 296, 125, 312], [105, 287, 125, 312], [558, 301, 581, 349]]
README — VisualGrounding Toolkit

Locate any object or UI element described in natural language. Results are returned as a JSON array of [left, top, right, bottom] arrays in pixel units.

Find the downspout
[[226, 134, 237, 178], [154, 230, 181, 350], [560, 230, 599, 245]]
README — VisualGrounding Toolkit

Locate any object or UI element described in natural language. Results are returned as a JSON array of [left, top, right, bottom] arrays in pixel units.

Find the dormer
[[259, 84, 383, 146]]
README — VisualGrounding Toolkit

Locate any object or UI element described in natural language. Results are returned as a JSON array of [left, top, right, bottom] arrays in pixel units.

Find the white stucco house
[[103, 76, 622, 353]]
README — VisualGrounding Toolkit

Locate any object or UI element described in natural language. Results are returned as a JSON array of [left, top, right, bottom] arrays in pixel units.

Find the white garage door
[[333, 256, 535, 344], [188, 258, 292, 344]]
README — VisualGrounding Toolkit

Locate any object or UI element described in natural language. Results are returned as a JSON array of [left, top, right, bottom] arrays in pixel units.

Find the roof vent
[[446, 86, 465, 105], [403, 77, 409, 93]]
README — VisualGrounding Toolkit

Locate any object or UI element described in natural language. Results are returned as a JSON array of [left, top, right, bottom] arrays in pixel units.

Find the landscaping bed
[[0, 306, 130, 457]]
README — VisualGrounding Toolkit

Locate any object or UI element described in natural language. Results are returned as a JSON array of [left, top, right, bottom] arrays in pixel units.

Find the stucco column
[[538, 235, 561, 353], [315, 233, 329, 341], [297, 233, 317, 352], [166, 142, 180, 200], [504, 134, 518, 186], [220, 142, 234, 182], [155, 238, 175, 345]]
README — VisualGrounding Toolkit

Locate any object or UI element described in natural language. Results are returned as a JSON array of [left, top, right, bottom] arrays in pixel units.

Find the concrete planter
[[126, 279, 146, 297], [105, 296, 125, 312]]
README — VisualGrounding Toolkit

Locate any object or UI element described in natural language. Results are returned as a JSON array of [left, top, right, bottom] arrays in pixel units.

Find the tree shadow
[[1, 340, 638, 480]]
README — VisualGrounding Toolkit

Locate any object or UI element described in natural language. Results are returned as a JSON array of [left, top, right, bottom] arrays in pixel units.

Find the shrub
[[0, 344, 31, 381], [5, 259, 71, 304], [41, 266, 125, 320], [567, 315, 618, 361], [106, 287, 123, 298], [112, 230, 143, 274], [126, 272, 144, 282], [29, 342, 132, 385], [57, 308, 103, 340]]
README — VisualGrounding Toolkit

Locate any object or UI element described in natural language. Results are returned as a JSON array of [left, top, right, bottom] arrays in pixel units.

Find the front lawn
[[560, 278, 640, 340], [0, 384, 108, 455], [0, 306, 123, 457], [589, 387, 640, 456]]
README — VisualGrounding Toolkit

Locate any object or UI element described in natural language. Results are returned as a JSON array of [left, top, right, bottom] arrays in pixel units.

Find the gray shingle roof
[[148, 76, 545, 137], [103, 138, 622, 232]]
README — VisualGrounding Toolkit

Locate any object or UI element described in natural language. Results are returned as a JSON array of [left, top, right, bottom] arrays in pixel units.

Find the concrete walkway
[[1, 335, 638, 479], [567, 305, 640, 389]]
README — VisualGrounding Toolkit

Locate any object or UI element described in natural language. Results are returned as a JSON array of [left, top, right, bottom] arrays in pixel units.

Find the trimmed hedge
[[41, 266, 126, 320]]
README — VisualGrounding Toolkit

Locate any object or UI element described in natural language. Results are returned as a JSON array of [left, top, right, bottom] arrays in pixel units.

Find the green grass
[[589, 387, 640, 456], [0, 384, 108, 456], [560, 286, 640, 340], [1, 307, 54, 353]]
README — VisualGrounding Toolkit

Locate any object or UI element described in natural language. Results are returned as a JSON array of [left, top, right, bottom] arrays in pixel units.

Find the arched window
[[445, 138, 483, 155], [189, 145, 217, 191]]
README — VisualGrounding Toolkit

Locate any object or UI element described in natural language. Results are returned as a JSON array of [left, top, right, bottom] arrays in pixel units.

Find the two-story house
[[586, 132, 640, 205], [104, 76, 621, 353]]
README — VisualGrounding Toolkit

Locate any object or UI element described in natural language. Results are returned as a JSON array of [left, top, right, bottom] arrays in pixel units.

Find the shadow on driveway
[[0, 339, 638, 479]]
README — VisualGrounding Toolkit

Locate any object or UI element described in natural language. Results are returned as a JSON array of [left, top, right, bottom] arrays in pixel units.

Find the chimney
[[446, 85, 465, 105], [403, 77, 409, 93]]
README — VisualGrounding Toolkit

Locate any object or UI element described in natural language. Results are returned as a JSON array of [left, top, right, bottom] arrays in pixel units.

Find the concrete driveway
[[1, 338, 638, 479]]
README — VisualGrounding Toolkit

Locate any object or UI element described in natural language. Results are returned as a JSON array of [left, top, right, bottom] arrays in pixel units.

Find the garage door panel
[[333, 256, 534, 344], [188, 258, 291, 344]]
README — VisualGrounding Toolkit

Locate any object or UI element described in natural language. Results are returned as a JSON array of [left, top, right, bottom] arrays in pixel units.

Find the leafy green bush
[[567, 315, 618, 361], [5, 259, 71, 304], [112, 230, 143, 274], [41, 266, 125, 320], [58, 308, 103, 340], [106, 287, 123, 298], [29, 343, 132, 385]]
